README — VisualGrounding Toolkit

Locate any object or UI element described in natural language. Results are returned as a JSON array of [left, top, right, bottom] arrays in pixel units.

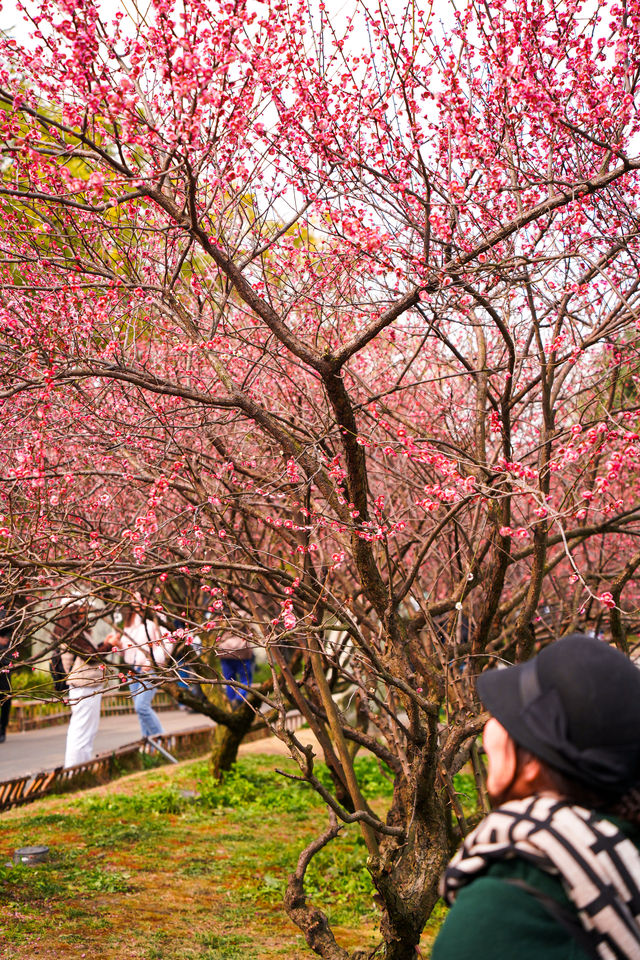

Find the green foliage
[[452, 771, 480, 819], [173, 755, 393, 927], [315, 754, 395, 800], [19, 812, 70, 828], [195, 754, 394, 814], [190, 931, 252, 960], [85, 816, 164, 848], [76, 866, 132, 893], [252, 660, 272, 685], [305, 831, 375, 924], [196, 760, 319, 813], [141, 750, 166, 770], [80, 785, 189, 819], [144, 930, 252, 960], [0, 752, 440, 955], [11, 668, 56, 697], [178, 858, 217, 877], [0, 852, 131, 900]]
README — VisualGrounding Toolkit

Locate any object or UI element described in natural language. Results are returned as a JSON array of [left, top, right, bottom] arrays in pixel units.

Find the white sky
[[0, 0, 375, 40], [0, 0, 453, 63]]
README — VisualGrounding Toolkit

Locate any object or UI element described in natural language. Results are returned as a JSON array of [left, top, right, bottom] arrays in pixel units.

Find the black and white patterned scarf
[[440, 795, 640, 960]]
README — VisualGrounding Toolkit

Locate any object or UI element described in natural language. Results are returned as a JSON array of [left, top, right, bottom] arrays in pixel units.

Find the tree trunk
[[374, 792, 450, 960], [209, 703, 255, 779]]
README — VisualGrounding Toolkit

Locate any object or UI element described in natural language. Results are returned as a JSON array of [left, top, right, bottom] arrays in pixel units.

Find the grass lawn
[[0, 752, 452, 959]]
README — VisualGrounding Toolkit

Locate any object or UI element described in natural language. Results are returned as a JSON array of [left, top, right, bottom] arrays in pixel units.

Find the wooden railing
[[0, 710, 304, 813], [0, 725, 214, 812], [8, 691, 176, 732]]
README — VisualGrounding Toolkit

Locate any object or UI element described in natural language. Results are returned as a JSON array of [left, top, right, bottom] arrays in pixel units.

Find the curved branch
[[283, 812, 350, 960]]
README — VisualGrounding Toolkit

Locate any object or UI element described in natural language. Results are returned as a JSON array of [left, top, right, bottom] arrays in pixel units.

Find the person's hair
[[54, 605, 88, 642], [515, 745, 640, 826], [122, 606, 139, 627]]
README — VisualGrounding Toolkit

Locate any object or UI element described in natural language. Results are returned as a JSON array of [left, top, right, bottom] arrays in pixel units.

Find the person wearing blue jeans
[[109, 608, 174, 740], [129, 672, 164, 738], [215, 628, 255, 708], [219, 656, 254, 707]]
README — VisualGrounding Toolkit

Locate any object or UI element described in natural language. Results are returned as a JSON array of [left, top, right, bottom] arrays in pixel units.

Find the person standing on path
[[0, 608, 16, 743], [57, 604, 112, 768], [216, 629, 255, 708], [110, 605, 174, 740], [433, 633, 640, 960]]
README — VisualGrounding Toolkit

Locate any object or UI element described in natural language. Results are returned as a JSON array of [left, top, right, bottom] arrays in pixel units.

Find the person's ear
[[513, 753, 545, 796], [500, 730, 519, 784]]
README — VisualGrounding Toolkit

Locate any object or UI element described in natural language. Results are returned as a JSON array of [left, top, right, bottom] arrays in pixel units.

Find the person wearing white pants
[[64, 681, 105, 767], [55, 604, 110, 769]]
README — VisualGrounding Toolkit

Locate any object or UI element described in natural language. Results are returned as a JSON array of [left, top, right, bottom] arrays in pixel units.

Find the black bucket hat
[[477, 634, 640, 794]]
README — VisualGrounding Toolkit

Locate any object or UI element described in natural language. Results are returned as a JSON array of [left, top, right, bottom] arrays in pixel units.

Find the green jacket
[[431, 816, 640, 960]]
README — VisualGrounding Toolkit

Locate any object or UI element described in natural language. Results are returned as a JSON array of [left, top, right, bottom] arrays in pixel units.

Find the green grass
[[0, 752, 477, 959], [453, 770, 481, 818], [0, 850, 132, 900], [0, 754, 392, 959]]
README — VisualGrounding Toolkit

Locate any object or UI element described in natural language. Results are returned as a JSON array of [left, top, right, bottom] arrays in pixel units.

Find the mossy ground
[[0, 752, 453, 959]]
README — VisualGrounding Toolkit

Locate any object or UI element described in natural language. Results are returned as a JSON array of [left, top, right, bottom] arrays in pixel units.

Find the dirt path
[[239, 727, 320, 756]]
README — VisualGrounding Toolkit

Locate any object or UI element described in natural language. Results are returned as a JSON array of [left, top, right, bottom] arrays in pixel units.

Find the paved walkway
[[0, 709, 215, 782]]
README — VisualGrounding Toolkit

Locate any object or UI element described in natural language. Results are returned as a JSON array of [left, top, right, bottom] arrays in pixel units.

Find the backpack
[[49, 650, 68, 694]]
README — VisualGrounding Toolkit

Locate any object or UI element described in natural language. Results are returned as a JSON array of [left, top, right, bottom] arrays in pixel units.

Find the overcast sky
[[0, 0, 373, 42]]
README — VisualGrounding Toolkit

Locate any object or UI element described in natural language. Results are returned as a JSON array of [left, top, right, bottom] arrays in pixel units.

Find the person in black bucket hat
[[432, 634, 640, 960]]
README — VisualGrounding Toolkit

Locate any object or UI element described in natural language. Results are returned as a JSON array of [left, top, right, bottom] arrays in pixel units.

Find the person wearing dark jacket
[[433, 634, 640, 960], [0, 612, 13, 743]]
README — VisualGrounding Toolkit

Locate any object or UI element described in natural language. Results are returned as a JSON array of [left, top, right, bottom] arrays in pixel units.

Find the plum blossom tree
[[1, 0, 640, 957]]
